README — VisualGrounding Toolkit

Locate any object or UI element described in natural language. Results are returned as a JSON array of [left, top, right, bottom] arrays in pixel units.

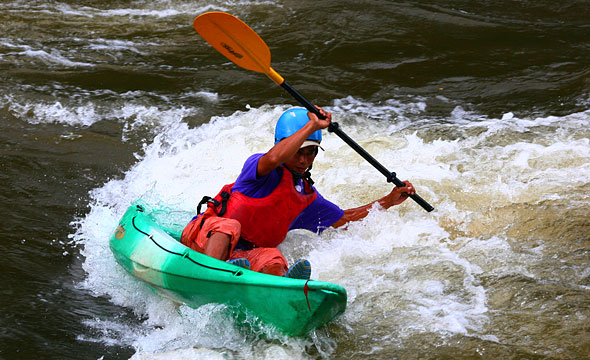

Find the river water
[[1, 1, 589, 359]]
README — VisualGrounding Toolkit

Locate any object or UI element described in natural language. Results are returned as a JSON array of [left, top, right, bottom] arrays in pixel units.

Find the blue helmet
[[274, 108, 322, 145]]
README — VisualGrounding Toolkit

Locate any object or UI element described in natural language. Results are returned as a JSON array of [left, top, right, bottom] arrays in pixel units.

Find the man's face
[[284, 146, 317, 174]]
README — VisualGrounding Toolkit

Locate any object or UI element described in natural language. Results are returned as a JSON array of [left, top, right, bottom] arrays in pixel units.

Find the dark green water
[[1, 1, 589, 359]]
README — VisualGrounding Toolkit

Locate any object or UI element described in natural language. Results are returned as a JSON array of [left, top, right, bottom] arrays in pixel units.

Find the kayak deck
[[109, 204, 347, 336]]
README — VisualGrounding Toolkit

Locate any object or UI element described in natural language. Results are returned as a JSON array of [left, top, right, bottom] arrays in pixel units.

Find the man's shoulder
[[242, 153, 264, 169], [239, 153, 282, 180], [233, 153, 282, 197]]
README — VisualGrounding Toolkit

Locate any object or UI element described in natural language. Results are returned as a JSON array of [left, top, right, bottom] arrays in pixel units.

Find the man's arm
[[332, 181, 415, 228]]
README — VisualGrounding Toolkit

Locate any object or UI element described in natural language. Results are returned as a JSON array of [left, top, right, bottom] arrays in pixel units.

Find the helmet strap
[[286, 165, 315, 188], [300, 147, 318, 186], [304, 164, 315, 186]]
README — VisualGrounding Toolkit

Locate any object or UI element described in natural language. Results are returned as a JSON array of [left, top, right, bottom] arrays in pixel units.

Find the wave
[[68, 100, 589, 357]]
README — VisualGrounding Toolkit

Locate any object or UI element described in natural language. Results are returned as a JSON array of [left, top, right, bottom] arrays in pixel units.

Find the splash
[[70, 99, 590, 357]]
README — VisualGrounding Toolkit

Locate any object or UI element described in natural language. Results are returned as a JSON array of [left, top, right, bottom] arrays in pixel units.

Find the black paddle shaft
[[280, 80, 434, 212]]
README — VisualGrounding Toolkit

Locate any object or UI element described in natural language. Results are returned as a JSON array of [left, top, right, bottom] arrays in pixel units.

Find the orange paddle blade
[[193, 12, 284, 84]]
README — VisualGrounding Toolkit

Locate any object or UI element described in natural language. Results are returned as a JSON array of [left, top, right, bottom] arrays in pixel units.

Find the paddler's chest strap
[[196, 184, 233, 217]]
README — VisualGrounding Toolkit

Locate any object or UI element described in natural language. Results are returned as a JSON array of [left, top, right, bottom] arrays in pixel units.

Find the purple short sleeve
[[289, 191, 344, 233], [232, 153, 281, 198]]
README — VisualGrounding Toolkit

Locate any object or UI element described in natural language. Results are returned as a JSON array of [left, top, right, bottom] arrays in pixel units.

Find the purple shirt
[[232, 153, 344, 233]]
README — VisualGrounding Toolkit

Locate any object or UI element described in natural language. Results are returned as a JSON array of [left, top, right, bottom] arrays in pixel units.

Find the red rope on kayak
[[304, 279, 315, 312]]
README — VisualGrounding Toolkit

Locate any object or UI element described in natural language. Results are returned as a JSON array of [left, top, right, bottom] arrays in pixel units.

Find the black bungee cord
[[130, 211, 239, 276]]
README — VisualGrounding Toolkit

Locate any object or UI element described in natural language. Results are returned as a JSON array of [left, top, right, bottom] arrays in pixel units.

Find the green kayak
[[109, 204, 347, 336]]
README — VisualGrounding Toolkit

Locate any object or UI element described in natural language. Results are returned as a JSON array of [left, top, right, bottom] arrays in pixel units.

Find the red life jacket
[[201, 168, 317, 248]]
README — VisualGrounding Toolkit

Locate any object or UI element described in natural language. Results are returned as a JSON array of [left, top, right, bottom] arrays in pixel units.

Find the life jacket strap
[[197, 196, 219, 215], [218, 191, 230, 216], [196, 190, 232, 217]]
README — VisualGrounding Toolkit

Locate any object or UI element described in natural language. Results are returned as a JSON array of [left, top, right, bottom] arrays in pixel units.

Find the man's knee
[[204, 232, 231, 260], [181, 215, 241, 255]]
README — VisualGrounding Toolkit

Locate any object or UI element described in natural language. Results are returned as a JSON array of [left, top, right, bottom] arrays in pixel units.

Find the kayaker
[[181, 106, 415, 279]]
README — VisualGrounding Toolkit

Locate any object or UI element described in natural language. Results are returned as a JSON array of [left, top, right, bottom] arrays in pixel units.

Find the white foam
[[4, 96, 100, 126], [2, 1, 283, 20], [331, 96, 427, 132], [0, 42, 94, 67], [2, 90, 211, 129], [85, 38, 155, 55]]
